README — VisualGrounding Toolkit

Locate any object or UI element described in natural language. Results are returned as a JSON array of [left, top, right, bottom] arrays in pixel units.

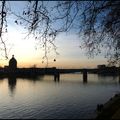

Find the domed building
[[9, 55, 17, 71]]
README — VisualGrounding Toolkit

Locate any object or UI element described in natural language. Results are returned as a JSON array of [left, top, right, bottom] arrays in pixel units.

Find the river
[[0, 73, 120, 119]]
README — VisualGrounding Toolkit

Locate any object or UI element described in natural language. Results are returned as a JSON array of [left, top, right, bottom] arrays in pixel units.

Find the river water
[[0, 73, 120, 119]]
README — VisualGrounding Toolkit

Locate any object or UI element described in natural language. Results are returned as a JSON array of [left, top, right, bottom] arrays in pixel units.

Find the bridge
[[0, 67, 119, 83], [53, 68, 98, 82]]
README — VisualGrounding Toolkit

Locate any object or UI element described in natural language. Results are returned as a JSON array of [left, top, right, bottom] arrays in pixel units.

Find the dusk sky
[[0, 1, 107, 68]]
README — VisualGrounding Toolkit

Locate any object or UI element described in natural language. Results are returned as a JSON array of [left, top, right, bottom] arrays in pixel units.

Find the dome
[[9, 55, 17, 69]]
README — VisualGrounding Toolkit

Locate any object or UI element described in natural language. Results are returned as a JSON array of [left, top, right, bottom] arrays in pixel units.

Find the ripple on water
[[0, 74, 120, 119]]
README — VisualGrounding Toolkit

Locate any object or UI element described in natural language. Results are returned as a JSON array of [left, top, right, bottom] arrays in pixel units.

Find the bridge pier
[[54, 69, 60, 81], [83, 69, 88, 83]]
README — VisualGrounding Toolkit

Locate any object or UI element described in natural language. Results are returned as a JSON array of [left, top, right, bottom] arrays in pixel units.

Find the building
[[9, 55, 17, 71], [97, 64, 106, 69]]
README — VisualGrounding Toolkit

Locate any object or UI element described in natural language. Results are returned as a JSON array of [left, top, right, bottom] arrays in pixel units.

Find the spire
[[12, 55, 14, 58]]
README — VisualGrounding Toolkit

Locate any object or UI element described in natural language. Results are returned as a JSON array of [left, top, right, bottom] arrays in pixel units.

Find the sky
[[0, 1, 107, 68]]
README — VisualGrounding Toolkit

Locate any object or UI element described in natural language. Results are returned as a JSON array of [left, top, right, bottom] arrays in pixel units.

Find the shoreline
[[96, 93, 120, 119]]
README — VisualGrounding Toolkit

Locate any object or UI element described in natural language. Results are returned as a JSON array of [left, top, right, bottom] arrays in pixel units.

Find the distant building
[[97, 64, 106, 69], [4, 65, 8, 69], [9, 55, 17, 71]]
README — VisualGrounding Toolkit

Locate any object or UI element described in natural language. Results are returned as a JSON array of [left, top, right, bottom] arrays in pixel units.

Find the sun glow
[[0, 24, 107, 69]]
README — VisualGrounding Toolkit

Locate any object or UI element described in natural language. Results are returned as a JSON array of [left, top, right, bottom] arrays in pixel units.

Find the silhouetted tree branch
[[0, 0, 8, 59], [0, 1, 120, 66], [12, 1, 58, 66], [53, 1, 120, 66]]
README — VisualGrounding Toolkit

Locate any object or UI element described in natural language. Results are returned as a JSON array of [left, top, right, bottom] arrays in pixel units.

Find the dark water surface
[[0, 73, 120, 119]]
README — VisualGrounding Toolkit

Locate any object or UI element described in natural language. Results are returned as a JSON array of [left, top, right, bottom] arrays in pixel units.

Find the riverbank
[[96, 93, 120, 119]]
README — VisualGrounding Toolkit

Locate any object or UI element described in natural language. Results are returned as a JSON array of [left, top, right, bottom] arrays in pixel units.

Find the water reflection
[[97, 74, 119, 84], [83, 79, 87, 84], [0, 79, 4, 84], [0, 73, 120, 119], [27, 75, 44, 84], [54, 75, 60, 83], [8, 76, 17, 96]]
